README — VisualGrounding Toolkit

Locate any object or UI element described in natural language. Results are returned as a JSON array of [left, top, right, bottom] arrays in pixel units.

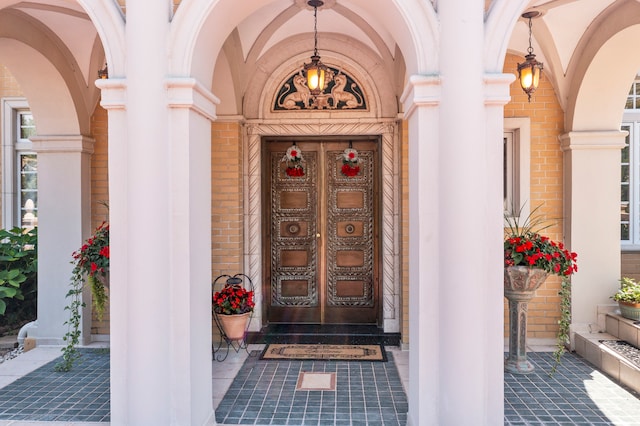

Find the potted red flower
[[71, 221, 110, 319], [503, 205, 577, 374], [213, 282, 255, 341]]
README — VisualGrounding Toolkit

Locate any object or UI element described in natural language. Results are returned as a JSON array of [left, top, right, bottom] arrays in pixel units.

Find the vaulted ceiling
[[0, 0, 637, 116]]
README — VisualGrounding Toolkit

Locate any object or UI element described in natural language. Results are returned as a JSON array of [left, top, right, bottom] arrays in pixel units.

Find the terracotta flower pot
[[217, 312, 251, 341]]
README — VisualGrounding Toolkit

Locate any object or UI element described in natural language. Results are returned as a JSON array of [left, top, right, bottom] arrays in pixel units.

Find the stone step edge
[[574, 331, 640, 395], [606, 312, 640, 343]]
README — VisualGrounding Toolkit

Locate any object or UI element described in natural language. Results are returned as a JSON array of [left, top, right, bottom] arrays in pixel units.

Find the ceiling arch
[[563, 0, 640, 130], [170, 0, 437, 92]]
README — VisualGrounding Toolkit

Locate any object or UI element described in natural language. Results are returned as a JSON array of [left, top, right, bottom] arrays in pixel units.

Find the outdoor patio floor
[[0, 344, 638, 424]]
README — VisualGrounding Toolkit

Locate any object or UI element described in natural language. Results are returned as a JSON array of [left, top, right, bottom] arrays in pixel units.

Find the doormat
[[259, 343, 387, 361]]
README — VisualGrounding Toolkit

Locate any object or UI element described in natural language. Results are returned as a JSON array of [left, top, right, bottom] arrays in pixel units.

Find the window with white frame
[[504, 117, 531, 221], [1, 98, 37, 229], [620, 77, 640, 247]]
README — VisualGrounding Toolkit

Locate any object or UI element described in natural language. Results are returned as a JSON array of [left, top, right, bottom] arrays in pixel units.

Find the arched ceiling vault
[[497, 0, 640, 130], [0, 1, 108, 135]]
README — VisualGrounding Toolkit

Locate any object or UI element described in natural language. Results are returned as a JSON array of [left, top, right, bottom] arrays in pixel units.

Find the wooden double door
[[264, 140, 380, 324]]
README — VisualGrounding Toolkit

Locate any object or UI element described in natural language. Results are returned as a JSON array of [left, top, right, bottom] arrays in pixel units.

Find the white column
[[111, 1, 173, 424], [403, 0, 508, 425], [29, 135, 94, 345], [95, 77, 128, 425], [561, 131, 626, 334], [166, 77, 219, 425], [484, 72, 514, 425], [400, 74, 441, 426], [438, 0, 497, 423]]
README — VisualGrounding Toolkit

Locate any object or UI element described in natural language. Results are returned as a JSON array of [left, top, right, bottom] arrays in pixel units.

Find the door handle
[[316, 233, 321, 238]]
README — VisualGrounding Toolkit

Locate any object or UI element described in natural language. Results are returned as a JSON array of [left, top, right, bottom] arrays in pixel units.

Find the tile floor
[[0, 348, 110, 423], [0, 343, 639, 425], [214, 350, 407, 425], [505, 352, 640, 425]]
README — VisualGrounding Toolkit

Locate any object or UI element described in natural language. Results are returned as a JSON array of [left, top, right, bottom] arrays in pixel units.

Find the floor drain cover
[[600, 340, 640, 368]]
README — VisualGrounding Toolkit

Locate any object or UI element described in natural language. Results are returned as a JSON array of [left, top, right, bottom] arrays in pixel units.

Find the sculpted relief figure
[[330, 74, 363, 109], [277, 74, 311, 109]]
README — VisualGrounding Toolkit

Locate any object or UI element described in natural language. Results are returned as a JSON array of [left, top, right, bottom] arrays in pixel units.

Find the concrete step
[[574, 313, 640, 394]]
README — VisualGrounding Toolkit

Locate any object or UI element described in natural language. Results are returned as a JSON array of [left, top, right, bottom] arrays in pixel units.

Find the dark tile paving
[[0, 347, 639, 425], [215, 351, 407, 426], [0, 348, 110, 422], [505, 352, 640, 425]]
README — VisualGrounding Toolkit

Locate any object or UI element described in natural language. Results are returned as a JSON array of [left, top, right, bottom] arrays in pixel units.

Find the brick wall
[[401, 120, 409, 346], [211, 121, 243, 342], [90, 103, 110, 335], [504, 53, 566, 339], [622, 252, 640, 281], [211, 121, 244, 279]]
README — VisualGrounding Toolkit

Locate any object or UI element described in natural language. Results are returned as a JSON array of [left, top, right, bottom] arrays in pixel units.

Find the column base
[[504, 357, 535, 374]]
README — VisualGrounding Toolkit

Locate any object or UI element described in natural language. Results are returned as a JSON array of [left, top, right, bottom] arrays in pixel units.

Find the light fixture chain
[[527, 17, 534, 55], [313, 5, 318, 56]]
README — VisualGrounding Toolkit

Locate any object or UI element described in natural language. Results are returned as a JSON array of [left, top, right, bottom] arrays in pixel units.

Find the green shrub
[[0, 227, 37, 326]]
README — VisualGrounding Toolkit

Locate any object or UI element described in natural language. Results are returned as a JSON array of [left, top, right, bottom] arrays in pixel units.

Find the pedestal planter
[[504, 266, 549, 374]]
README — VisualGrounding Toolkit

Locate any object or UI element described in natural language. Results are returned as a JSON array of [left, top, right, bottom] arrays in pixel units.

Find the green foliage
[[54, 280, 83, 372], [57, 222, 109, 371], [0, 227, 37, 320], [551, 277, 571, 375], [504, 204, 554, 238], [612, 277, 640, 303]]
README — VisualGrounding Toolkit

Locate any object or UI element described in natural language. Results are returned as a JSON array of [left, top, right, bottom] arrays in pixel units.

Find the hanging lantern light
[[303, 0, 328, 96], [517, 11, 544, 102]]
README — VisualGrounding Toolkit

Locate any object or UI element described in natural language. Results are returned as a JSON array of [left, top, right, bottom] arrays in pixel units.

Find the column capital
[[95, 78, 127, 111], [560, 130, 627, 151], [30, 135, 95, 154], [400, 74, 441, 119], [166, 77, 220, 121], [484, 73, 515, 106]]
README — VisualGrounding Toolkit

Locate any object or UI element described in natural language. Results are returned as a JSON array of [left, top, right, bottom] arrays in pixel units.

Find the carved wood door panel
[[264, 140, 379, 324]]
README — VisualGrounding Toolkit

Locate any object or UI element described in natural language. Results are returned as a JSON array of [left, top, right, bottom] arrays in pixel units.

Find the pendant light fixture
[[517, 11, 544, 102], [303, 0, 328, 96]]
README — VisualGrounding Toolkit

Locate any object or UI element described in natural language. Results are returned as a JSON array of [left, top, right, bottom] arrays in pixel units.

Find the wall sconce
[[98, 64, 108, 79], [517, 11, 543, 102], [302, 0, 328, 96]]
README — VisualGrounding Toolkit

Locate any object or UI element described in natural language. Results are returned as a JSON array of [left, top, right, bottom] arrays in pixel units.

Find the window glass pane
[[622, 223, 630, 240], [635, 82, 640, 96], [622, 203, 630, 220], [622, 165, 630, 182], [626, 99, 634, 109], [503, 137, 507, 203], [622, 184, 630, 202], [19, 153, 37, 228], [19, 113, 35, 139], [622, 145, 630, 163]]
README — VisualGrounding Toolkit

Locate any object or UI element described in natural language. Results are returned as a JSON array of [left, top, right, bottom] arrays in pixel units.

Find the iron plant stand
[[212, 273, 255, 362]]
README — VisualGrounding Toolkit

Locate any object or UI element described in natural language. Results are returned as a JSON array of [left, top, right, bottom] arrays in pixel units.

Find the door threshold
[[246, 324, 401, 346]]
